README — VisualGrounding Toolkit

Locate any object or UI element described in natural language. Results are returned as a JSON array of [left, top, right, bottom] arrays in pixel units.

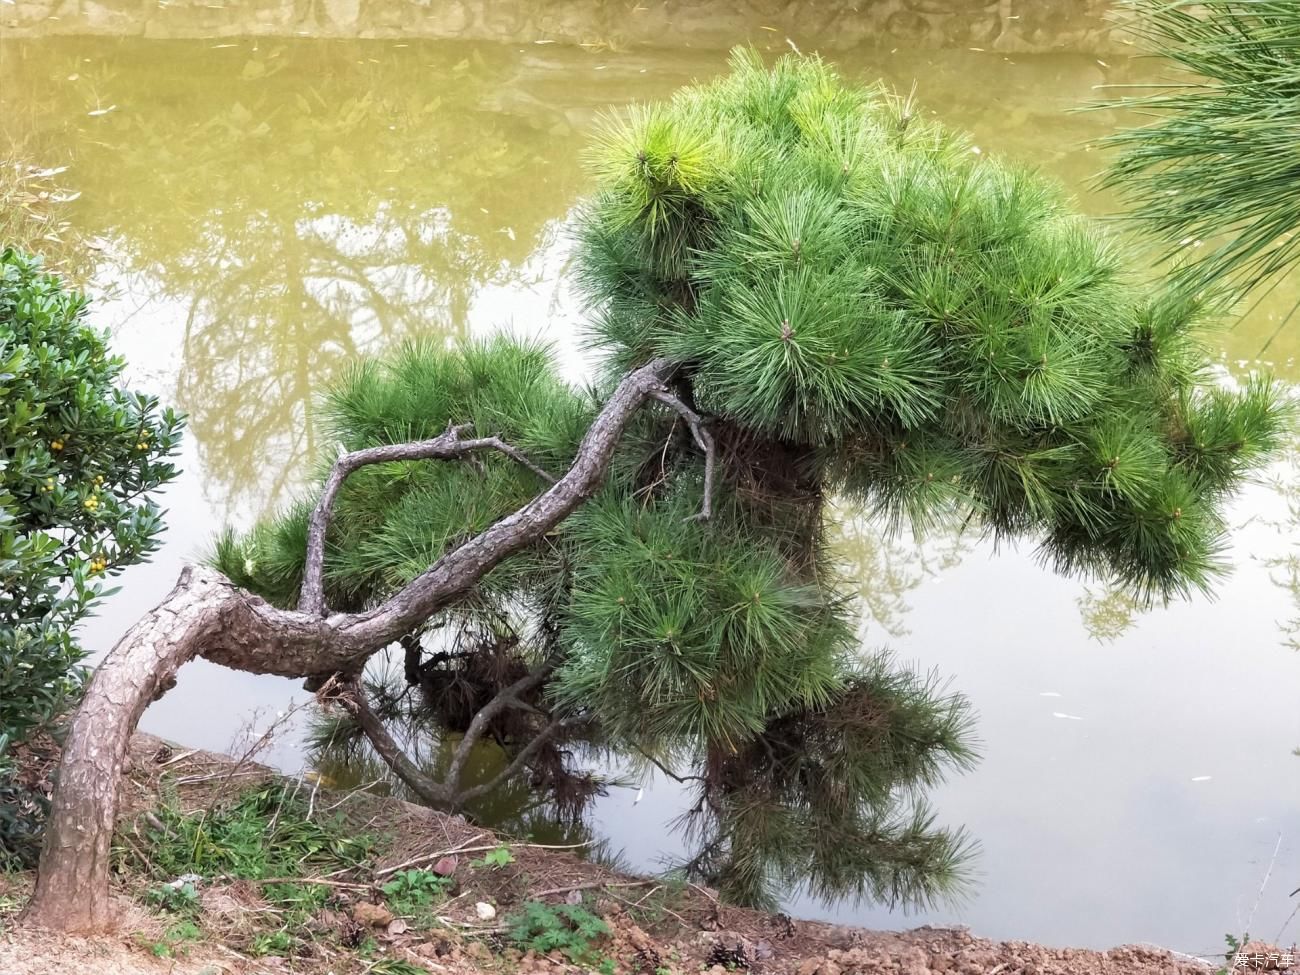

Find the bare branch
[[470, 435, 558, 486], [649, 388, 716, 522], [375, 838, 590, 881], [531, 880, 655, 899], [634, 745, 708, 784], [455, 715, 576, 805], [298, 426, 558, 617]]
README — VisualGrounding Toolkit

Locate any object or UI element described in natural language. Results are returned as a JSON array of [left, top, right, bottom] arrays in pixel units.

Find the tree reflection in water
[[0, 41, 613, 515]]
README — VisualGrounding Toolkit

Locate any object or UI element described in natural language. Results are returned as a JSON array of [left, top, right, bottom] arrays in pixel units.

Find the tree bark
[[22, 567, 242, 932], [22, 357, 673, 933]]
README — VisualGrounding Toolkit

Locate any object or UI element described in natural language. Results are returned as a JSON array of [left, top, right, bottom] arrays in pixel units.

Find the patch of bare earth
[[4, 733, 1288, 975]]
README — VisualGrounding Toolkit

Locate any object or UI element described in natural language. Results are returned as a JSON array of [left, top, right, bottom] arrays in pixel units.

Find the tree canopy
[[214, 50, 1286, 909]]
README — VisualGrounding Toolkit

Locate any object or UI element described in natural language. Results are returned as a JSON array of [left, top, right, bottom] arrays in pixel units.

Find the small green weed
[[472, 845, 515, 869], [381, 868, 452, 919], [123, 783, 374, 884], [263, 880, 330, 912], [367, 961, 430, 975], [1216, 933, 1245, 975], [249, 929, 294, 957], [145, 880, 200, 914], [506, 900, 611, 966], [124, 784, 378, 959], [144, 919, 202, 958]]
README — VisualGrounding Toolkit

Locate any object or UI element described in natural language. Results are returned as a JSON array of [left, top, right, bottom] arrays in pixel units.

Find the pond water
[[2, 27, 1299, 957]]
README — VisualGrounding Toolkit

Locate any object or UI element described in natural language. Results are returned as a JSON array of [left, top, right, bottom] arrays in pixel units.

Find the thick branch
[[650, 389, 716, 522], [23, 567, 237, 932], [298, 426, 558, 616], [129, 355, 675, 682], [330, 356, 673, 651]]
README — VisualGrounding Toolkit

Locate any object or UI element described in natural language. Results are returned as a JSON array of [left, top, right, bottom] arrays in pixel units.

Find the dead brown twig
[[375, 839, 593, 881], [530, 879, 656, 899]]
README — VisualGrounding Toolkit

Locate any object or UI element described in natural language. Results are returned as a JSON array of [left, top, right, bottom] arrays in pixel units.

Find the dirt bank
[[0, 734, 1285, 975]]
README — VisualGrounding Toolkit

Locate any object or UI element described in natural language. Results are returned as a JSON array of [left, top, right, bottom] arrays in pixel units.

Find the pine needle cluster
[[582, 48, 1287, 604], [215, 50, 1285, 910], [1101, 1, 1300, 297]]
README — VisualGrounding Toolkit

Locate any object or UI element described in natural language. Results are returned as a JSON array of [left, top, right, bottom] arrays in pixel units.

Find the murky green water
[[2, 30, 1298, 955]]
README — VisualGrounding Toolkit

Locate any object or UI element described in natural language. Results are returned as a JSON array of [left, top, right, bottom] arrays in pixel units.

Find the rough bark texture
[[21, 567, 241, 932], [23, 357, 673, 933]]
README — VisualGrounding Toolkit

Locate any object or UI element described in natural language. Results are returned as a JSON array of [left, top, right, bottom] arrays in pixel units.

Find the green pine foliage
[[581, 48, 1287, 603], [217, 335, 593, 612], [215, 51, 1285, 909], [1101, 1, 1300, 297]]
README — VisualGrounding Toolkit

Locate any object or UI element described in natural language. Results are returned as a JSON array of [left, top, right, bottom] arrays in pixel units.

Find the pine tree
[[215, 50, 1286, 909]]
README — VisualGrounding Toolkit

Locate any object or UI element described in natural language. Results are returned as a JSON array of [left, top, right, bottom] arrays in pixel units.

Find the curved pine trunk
[[21, 567, 240, 932]]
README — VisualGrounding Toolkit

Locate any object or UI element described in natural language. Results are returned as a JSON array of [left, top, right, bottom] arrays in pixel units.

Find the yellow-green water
[[2, 32, 1298, 953]]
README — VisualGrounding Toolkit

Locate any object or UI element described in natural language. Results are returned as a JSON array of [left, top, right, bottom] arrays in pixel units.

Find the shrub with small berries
[[0, 247, 183, 863]]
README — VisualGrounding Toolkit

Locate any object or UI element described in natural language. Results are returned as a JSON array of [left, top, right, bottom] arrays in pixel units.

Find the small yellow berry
[[136, 442, 147, 451], [51, 439, 64, 451], [94, 475, 104, 485]]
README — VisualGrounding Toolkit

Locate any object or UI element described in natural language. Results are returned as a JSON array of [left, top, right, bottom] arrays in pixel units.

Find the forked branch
[[444, 662, 555, 792], [456, 715, 574, 804], [650, 388, 716, 521], [337, 677, 451, 807], [299, 427, 558, 616], [336, 674, 572, 810]]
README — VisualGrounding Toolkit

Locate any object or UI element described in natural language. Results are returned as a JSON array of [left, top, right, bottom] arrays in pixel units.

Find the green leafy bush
[[0, 246, 183, 862]]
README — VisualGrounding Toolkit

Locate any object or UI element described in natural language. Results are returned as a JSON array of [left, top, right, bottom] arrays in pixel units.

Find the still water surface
[[2, 33, 1299, 954]]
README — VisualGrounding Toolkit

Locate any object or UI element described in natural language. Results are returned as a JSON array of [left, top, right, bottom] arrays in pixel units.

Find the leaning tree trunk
[[22, 568, 242, 932], [21, 356, 688, 933]]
